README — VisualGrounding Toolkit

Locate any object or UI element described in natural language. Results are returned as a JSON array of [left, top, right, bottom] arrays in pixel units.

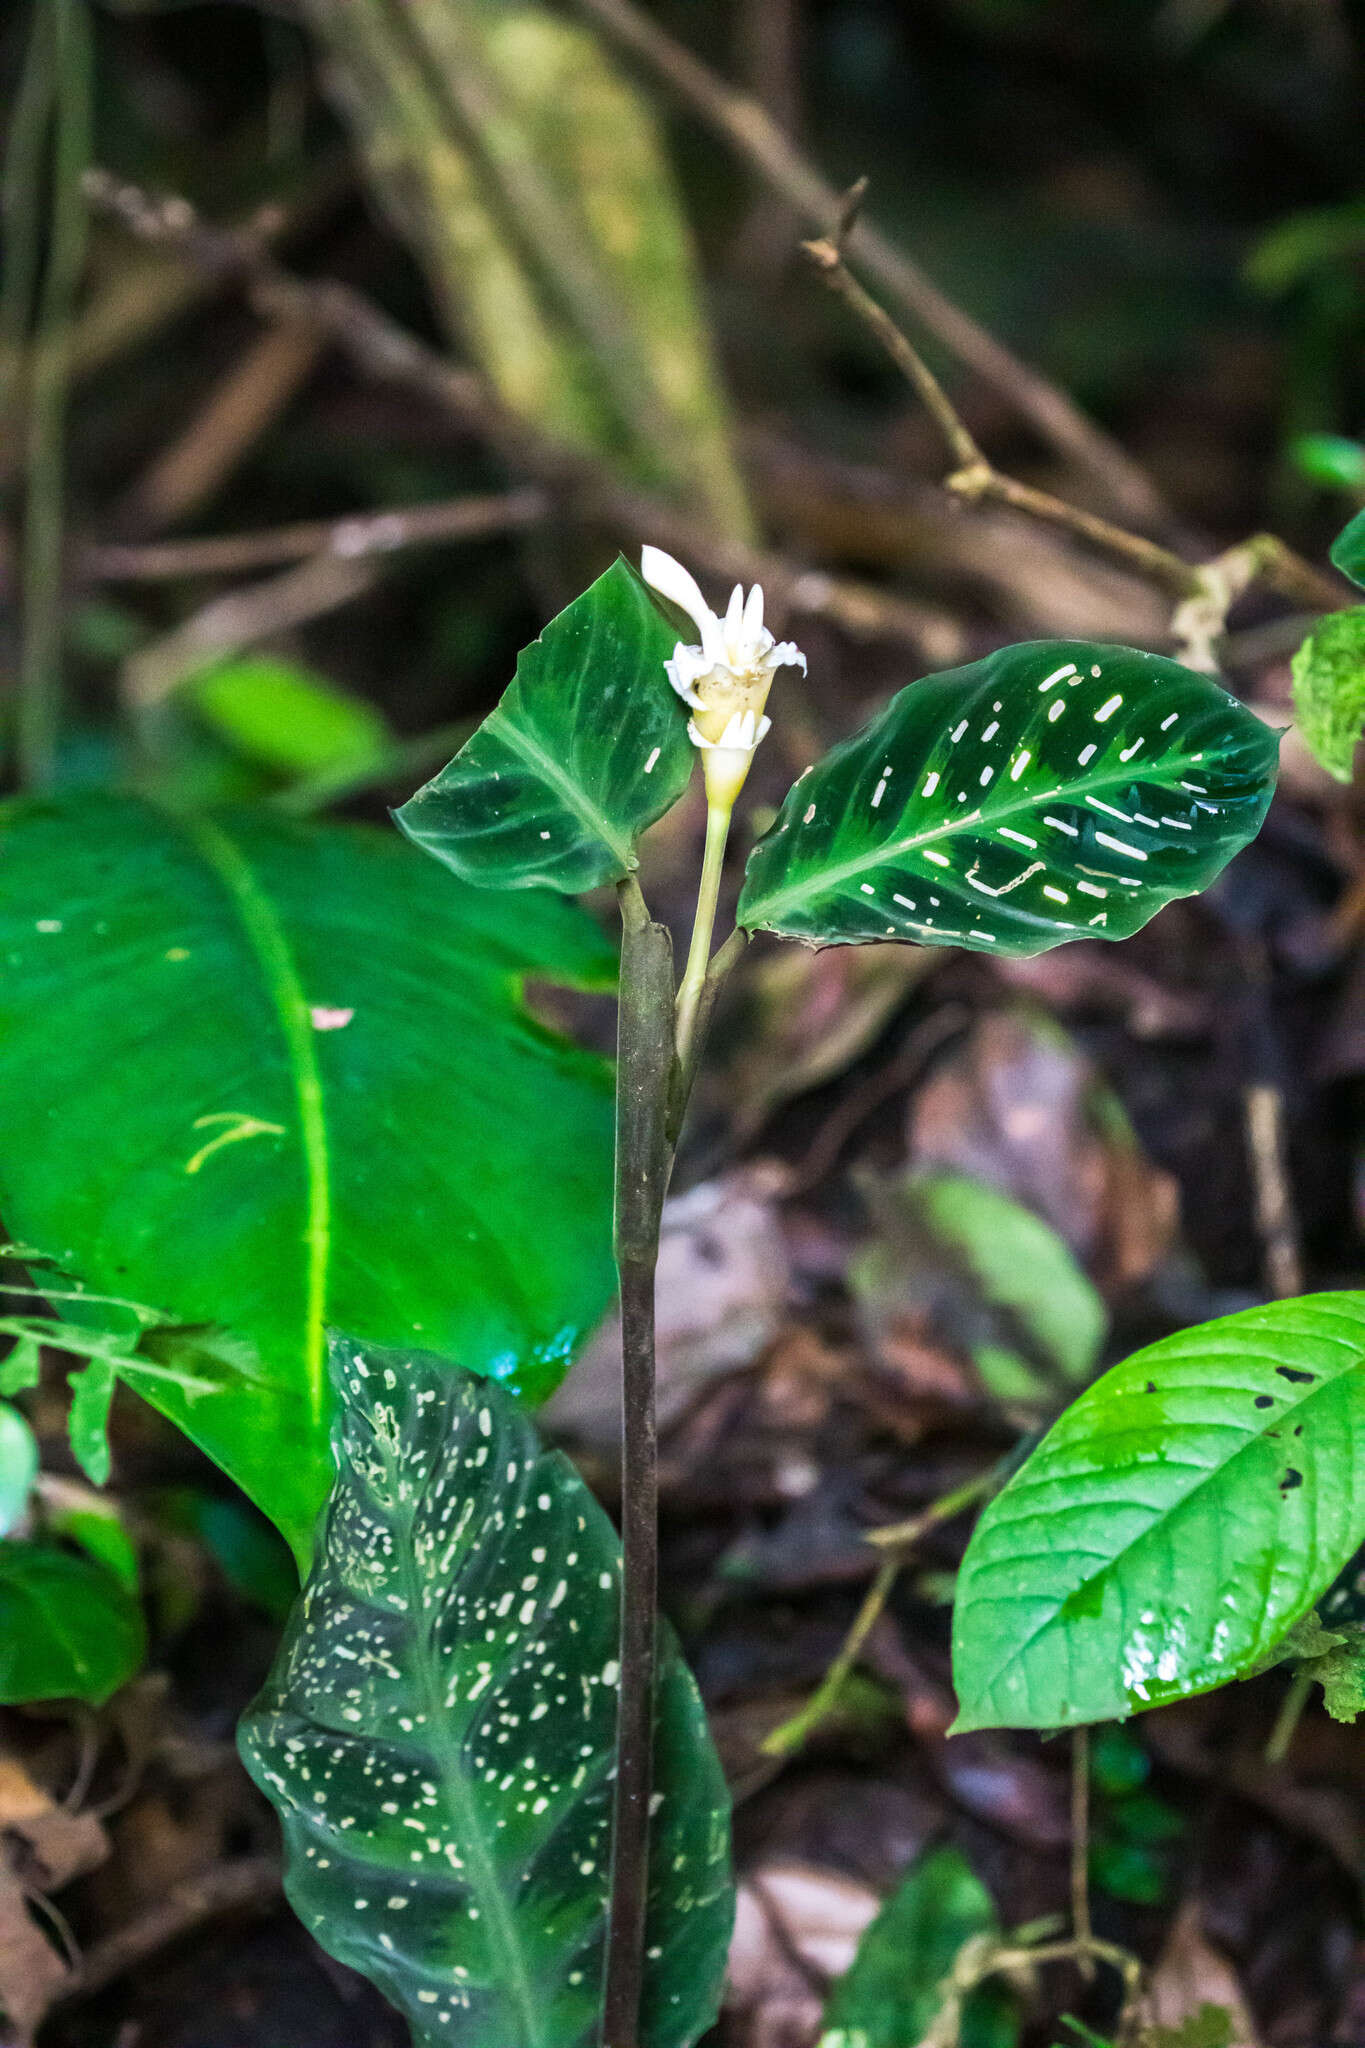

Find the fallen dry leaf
[[727, 1861, 881, 2048], [0, 1753, 109, 2043], [1146, 1901, 1263, 2048]]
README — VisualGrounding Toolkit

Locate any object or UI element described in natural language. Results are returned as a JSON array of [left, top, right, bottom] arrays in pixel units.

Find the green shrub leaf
[[0, 1541, 145, 1704], [1290, 608, 1365, 780], [187, 655, 391, 776], [951, 1292, 1365, 1731], [1331, 509, 1365, 591], [0, 794, 617, 1560], [819, 1846, 1013, 2048], [738, 641, 1278, 954], [397, 560, 692, 893], [240, 1336, 733, 2048]]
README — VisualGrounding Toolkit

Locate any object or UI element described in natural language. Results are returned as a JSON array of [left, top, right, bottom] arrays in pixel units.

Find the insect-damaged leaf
[[738, 641, 1278, 954], [397, 560, 693, 893], [951, 1292, 1365, 1732], [239, 1336, 733, 2048]]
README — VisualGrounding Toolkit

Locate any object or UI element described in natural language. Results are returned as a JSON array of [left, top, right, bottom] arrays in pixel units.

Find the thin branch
[[77, 486, 549, 581], [82, 170, 965, 665], [1071, 1726, 1095, 1981], [568, 0, 1169, 527], [803, 233, 1348, 626]]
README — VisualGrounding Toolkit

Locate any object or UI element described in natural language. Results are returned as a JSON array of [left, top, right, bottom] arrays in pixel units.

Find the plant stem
[[602, 876, 676, 2048], [674, 802, 732, 1066], [1071, 1725, 1094, 1979]]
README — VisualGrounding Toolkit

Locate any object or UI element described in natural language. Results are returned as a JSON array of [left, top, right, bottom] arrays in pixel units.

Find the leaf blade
[[0, 1542, 145, 1705], [951, 1291, 1365, 1731], [1290, 608, 1365, 781], [1331, 509, 1365, 591], [396, 560, 692, 892], [239, 1336, 733, 2048], [739, 642, 1278, 954]]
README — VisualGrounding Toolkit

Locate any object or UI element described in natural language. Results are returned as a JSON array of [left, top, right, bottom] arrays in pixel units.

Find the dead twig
[[82, 170, 965, 666], [802, 233, 1346, 627], [78, 486, 550, 582], [568, 0, 1170, 527], [55, 1857, 283, 2002]]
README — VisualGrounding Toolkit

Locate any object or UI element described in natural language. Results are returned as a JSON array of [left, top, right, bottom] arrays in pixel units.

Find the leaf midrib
[[742, 750, 1221, 926], [961, 1340, 1365, 1716], [178, 813, 332, 1428], [492, 699, 636, 873]]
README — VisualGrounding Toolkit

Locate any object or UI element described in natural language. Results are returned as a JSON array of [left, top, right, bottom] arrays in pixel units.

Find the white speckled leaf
[[239, 1336, 732, 2048], [951, 1292, 1365, 1733], [738, 641, 1279, 954], [396, 560, 693, 893]]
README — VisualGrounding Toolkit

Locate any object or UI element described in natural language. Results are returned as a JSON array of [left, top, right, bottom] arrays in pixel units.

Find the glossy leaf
[[0, 1406, 38, 1536], [1291, 609, 1365, 781], [952, 1292, 1365, 1731], [240, 1337, 733, 2048], [397, 559, 691, 893], [0, 793, 617, 1560], [0, 1541, 145, 1704], [738, 641, 1278, 954], [819, 1847, 1013, 2048], [1331, 509, 1365, 591], [68, 1352, 118, 1486]]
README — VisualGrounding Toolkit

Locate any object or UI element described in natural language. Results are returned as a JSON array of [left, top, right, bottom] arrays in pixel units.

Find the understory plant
[[5, 519, 1365, 2048]]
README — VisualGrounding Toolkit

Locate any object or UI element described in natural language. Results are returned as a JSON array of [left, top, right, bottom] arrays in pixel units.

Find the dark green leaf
[[952, 1292, 1365, 1731], [0, 1541, 145, 1704], [819, 1846, 1013, 2048], [396, 560, 692, 893], [0, 1335, 40, 1395], [1331, 510, 1365, 592], [44, 1497, 140, 1594], [739, 642, 1278, 954], [239, 1336, 733, 2048], [1290, 608, 1365, 781], [0, 1406, 38, 1535], [0, 793, 617, 1560]]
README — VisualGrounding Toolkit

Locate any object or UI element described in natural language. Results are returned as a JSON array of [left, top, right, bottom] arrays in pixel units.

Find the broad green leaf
[[397, 560, 691, 892], [1291, 609, 1365, 780], [44, 1493, 140, 1594], [0, 1335, 40, 1394], [187, 655, 390, 777], [239, 1337, 733, 2048], [819, 1846, 1014, 2048], [852, 1170, 1106, 1402], [0, 1406, 38, 1535], [738, 641, 1278, 954], [1331, 510, 1365, 592], [0, 1541, 145, 1704], [1290, 434, 1365, 492], [951, 1292, 1365, 1731], [0, 792, 617, 1560]]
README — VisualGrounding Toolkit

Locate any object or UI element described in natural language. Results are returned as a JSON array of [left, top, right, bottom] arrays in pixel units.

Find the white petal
[[743, 583, 764, 640], [724, 585, 745, 636], [768, 640, 807, 675], [640, 546, 715, 642], [664, 646, 706, 708]]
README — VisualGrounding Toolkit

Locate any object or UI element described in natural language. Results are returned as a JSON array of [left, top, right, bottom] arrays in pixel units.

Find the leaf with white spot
[[737, 641, 1278, 954], [239, 1335, 733, 2048], [396, 560, 693, 892], [951, 1291, 1365, 1732]]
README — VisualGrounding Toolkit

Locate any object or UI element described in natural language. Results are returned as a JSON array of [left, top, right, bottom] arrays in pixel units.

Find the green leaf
[[1290, 608, 1365, 780], [397, 560, 692, 893], [187, 656, 390, 777], [1259, 1612, 1365, 1724], [0, 792, 618, 1561], [67, 1351, 118, 1486], [0, 1406, 38, 1536], [0, 1541, 145, 1704], [818, 1847, 1013, 2048], [1331, 510, 1365, 592], [738, 641, 1278, 954], [239, 1336, 733, 2048], [1290, 433, 1365, 493], [0, 1335, 40, 1395], [852, 1170, 1106, 1401], [44, 1496, 140, 1594], [951, 1292, 1365, 1731]]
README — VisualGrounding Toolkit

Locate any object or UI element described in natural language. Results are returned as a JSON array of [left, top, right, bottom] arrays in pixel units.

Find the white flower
[[641, 546, 806, 805]]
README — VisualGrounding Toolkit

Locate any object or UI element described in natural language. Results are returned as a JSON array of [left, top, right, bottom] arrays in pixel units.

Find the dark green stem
[[602, 875, 676, 2048]]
